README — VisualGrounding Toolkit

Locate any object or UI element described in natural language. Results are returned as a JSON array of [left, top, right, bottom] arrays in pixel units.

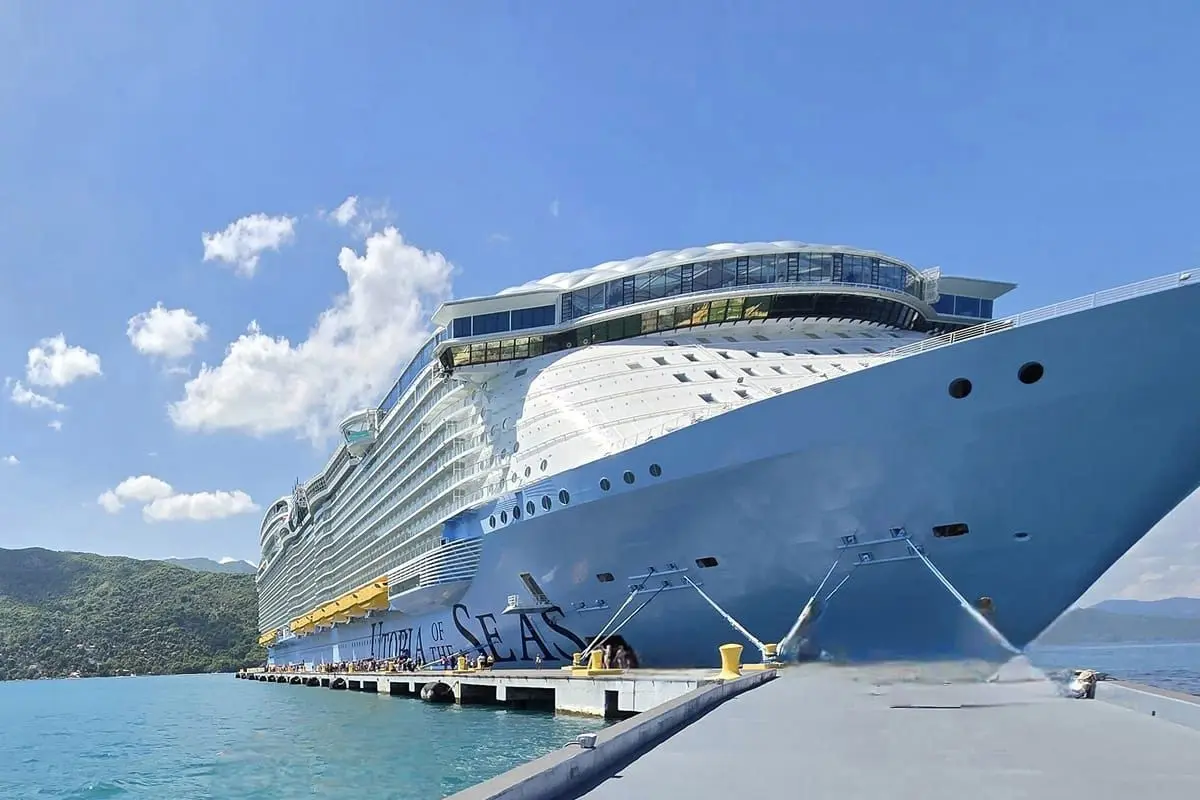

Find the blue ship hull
[[270, 278, 1200, 669]]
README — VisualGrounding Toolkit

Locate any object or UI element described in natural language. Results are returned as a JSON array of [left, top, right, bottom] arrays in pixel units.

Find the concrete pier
[[444, 658, 1200, 800], [236, 665, 748, 718]]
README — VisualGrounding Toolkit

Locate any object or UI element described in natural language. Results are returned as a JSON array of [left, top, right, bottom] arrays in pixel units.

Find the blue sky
[[0, 1, 1196, 600]]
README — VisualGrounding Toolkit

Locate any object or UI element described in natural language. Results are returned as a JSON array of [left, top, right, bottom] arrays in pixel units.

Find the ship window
[[526, 501, 536, 516], [833, 348, 847, 354], [696, 557, 719, 568], [674, 373, 691, 383], [1018, 361, 1044, 384], [771, 366, 785, 374], [781, 350, 794, 356], [524, 466, 531, 478], [699, 393, 717, 404], [863, 347, 877, 353], [753, 334, 769, 341], [805, 333, 821, 339], [627, 362, 643, 370], [932, 522, 969, 538], [948, 378, 972, 399], [512, 442, 520, 454], [803, 365, 818, 374], [653, 356, 668, 366], [1014, 531, 1030, 541], [696, 337, 711, 343], [514, 368, 527, 378], [735, 389, 750, 399], [558, 489, 570, 505], [806, 349, 819, 355], [723, 336, 737, 342], [741, 367, 756, 376], [597, 572, 614, 583], [489, 516, 496, 529], [705, 370, 721, 379], [600, 478, 611, 491], [683, 353, 698, 362], [771, 387, 782, 394], [540, 459, 548, 471], [747, 351, 759, 358], [623, 470, 635, 484], [500, 511, 508, 524], [835, 332, 850, 338], [649, 463, 662, 477], [512, 505, 521, 520]]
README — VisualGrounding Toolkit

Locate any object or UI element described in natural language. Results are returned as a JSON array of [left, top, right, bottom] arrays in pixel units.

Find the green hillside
[[0, 546, 264, 681]]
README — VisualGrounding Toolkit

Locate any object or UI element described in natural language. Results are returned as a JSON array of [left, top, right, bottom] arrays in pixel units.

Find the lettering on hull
[[354, 604, 588, 665]]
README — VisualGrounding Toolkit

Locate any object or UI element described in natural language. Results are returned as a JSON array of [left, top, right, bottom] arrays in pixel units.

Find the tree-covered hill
[[0, 546, 264, 681]]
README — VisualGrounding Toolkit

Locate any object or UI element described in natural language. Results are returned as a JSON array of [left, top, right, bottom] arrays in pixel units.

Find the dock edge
[[445, 669, 777, 800]]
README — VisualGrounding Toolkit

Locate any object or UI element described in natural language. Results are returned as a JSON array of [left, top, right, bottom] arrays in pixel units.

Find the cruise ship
[[256, 242, 1200, 669]]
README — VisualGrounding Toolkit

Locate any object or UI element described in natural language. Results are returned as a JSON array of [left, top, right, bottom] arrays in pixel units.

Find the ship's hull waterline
[[269, 277, 1200, 668]]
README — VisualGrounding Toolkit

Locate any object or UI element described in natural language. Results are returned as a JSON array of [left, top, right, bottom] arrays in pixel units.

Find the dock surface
[[575, 659, 1200, 799]]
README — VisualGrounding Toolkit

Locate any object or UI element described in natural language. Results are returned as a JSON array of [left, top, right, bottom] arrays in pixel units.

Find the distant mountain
[[1036, 597, 1200, 646], [1089, 597, 1200, 619], [161, 557, 257, 575], [0, 547, 263, 681]]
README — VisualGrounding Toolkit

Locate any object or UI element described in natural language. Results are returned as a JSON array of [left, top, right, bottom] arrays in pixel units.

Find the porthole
[[600, 478, 611, 491], [558, 489, 570, 505], [1017, 362, 1044, 385], [623, 471, 635, 485], [526, 501, 536, 516], [948, 378, 972, 399], [524, 466, 532, 478], [1013, 531, 1030, 541], [489, 516, 496, 529], [540, 459, 548, 472], [500, 511, 508, 524], [542, 496, 552, 511], [502, 418, 509, 430], [512, 505, 521, 520], [649, 463, 662, 477], [513, 442, 520, 454]]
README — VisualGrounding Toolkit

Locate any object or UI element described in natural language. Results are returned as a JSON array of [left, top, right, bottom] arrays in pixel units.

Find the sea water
[[0, 672, 607, 799], [2, 645, 1197, 799]]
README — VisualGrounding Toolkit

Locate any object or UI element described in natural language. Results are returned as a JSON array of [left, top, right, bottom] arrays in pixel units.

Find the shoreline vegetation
[[2, 545, 1196, 681], [0, 546, 264, 682]]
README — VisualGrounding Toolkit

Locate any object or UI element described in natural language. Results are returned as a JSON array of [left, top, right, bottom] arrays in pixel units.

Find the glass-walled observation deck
[[557, 249, 934, 324]]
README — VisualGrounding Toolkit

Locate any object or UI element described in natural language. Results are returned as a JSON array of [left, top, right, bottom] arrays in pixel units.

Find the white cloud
[[218, 556, 237, 564], [201, 213, 297, 278], [25, 334, 102, 388], [143, 490, 258, 523], [488, 233, 511, 244], [48, 419, 62, 432], [127, 303, 210, 359], [97, 474, 259, 522], [168, 226, 454, 441], [3, 455, 18, 466], [329, 196, 358, 227], [97, 475, 175, 513], [549, 199, 560, 218], [8, 378, 66, 412]]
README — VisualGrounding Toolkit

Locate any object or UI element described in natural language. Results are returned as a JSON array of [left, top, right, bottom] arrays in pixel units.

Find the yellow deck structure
[[284, 576, 389, 638]]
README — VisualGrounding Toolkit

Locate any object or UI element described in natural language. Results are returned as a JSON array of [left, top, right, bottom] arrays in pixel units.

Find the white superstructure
[[255, 242, 1012, 640]]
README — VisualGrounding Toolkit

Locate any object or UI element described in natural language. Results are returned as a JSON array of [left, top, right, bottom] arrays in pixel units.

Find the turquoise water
[[2, 646, 1197, 798], [0, 673, 607, 799]]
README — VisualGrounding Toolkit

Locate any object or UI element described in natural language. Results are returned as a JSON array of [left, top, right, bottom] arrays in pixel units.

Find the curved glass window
[[559, 251, 926, 324], [442, 292, 927, 370]]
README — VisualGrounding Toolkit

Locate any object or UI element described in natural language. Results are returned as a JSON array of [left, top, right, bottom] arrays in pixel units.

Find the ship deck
[[445, 657, 1200, 800]]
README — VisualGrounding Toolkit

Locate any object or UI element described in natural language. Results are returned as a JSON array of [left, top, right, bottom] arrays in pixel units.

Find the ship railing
[[884, 269, 1195, 361], [387, 537, 483, 589]]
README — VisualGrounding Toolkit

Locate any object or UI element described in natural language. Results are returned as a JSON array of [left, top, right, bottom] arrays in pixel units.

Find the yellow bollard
[[456, 655, 467, 672], [762, 643, 779, 662], [588, 649, 605, 671], [572, 652, 583, 668], [718, 643, 743, 680]]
